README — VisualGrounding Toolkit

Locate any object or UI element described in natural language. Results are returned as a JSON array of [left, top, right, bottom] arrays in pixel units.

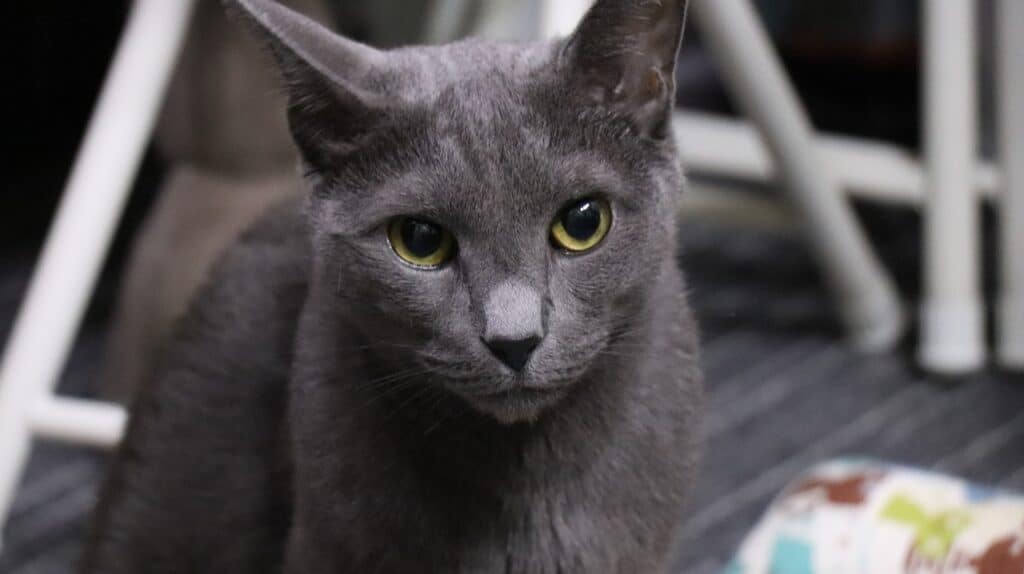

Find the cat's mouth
[[474, 384, 566, 401], [415, 332, 613, 423], [469, 384, 570, 424]]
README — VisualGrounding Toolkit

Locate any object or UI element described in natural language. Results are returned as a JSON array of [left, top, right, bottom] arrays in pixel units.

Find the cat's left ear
[[224, 0, 398, 168], [564, 0, 689, 140]]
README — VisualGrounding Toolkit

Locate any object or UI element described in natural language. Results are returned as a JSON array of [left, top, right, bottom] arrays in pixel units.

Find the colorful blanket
[[725, 459, 1024, 574]]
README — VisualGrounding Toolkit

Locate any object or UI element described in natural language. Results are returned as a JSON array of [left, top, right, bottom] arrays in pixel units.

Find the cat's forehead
[[324, 37, 664, 228], [389, 39, 558, 104], [396, 41, 567, 175]]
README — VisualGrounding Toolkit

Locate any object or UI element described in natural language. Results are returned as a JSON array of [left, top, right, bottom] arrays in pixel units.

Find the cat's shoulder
[[156, 194, 312, 385], [191, 195, 311, 314], [82, 198, 309, 574], [214, 195, 310, 282]]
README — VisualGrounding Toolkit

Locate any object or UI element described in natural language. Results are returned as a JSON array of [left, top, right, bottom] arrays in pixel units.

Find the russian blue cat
[[83, 0, 703, 572]]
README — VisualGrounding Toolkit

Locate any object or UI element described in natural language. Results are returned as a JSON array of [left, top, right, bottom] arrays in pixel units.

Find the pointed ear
[[224, 0, 394, 168], [564, 0, 688, 139]]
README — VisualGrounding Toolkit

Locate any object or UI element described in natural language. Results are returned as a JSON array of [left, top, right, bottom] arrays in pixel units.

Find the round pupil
[[562, 200, 602, 240], [400, 219, 443, 258]]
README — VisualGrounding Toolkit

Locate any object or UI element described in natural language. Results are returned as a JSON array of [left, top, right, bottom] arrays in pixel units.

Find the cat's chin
[[465, 386, 569, 425]]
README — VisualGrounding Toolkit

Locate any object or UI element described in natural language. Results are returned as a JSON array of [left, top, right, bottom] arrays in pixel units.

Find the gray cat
[[82, 0, 704, 572]]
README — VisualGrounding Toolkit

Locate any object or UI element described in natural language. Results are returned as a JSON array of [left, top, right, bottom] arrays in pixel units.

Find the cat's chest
[[318, 452, 659, 572], [294, 358, 691, 573], [321, 483, 638, 574]]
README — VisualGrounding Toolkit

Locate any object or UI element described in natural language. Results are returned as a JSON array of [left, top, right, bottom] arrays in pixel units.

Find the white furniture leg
[[673, 111, 999, 207], [0, 0, 196, 552], [997, 0, 1024, 372], [919, 0, 985, 375], [690, 0, 905, 351]]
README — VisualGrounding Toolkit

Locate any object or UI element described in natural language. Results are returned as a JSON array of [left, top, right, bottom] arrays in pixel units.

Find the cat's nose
[[484, 336, 542, 372], [481, 280, 546, 372]]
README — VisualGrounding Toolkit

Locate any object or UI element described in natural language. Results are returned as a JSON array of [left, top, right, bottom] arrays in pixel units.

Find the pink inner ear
[[642, 68, 668, 100], [612, 65, 672, 129], [613, 66, 668, 107]]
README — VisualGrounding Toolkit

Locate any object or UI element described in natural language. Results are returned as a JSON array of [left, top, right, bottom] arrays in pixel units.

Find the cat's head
[[228, 0, 688, 424]]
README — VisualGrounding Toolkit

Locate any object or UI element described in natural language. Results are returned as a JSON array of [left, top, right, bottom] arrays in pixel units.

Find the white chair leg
[[997, 0, 1024, 372], [918, 0, 985, 376], [0, 0, 196, 552], [690, 0, 905, 352], [672, 111, 999, 207], [27, 398, 126, 449]]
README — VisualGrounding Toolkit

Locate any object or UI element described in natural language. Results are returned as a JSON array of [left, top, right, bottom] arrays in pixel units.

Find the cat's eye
[[551, 198, 612, 253], [388, 217, 456, 268]]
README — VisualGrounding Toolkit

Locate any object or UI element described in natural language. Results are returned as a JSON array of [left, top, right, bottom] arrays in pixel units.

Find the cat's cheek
[[382, 269, 453, 311], [320, 237, 437, 318], [557, 249, 638, 305]]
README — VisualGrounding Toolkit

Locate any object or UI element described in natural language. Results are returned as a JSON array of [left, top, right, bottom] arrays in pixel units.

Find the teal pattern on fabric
[[966, 483, 1005, 503], [769, 536, 814, 574]]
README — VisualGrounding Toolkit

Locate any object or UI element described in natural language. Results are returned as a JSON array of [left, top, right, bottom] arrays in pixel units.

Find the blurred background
[[1, 1, 1022, 573]]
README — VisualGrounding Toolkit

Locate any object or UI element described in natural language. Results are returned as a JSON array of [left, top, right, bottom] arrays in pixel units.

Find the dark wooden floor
[[2, 214, 1022, 574]]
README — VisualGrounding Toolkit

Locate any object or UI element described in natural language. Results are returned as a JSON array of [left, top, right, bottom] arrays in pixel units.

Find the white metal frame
[[918, 0, 986, 375], [1, 0, 1021, 556], [0, 0, 197, 552], [689, 0, 904, 351], [997, 0, 1024, 370], [674, 112, 1000, 207]]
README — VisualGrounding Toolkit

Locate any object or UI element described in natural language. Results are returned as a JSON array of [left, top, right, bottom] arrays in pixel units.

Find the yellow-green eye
[[551, 198, 612, 253], [388, 217, 455, 268]]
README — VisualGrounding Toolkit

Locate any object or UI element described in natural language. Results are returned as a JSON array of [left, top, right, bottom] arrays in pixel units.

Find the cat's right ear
[[563, 0, 688, 140], [223, 0, 395, 169]]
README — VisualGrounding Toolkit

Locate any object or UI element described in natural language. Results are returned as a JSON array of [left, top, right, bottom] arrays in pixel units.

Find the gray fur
[[83, 0, 703, 572]]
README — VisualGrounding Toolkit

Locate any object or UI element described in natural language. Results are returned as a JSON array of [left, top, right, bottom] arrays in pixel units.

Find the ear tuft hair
[[223, 0, 395, 168]]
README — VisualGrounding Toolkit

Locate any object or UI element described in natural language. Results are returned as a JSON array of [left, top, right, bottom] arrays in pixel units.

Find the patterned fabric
[[726, 459, 1024, 574]]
